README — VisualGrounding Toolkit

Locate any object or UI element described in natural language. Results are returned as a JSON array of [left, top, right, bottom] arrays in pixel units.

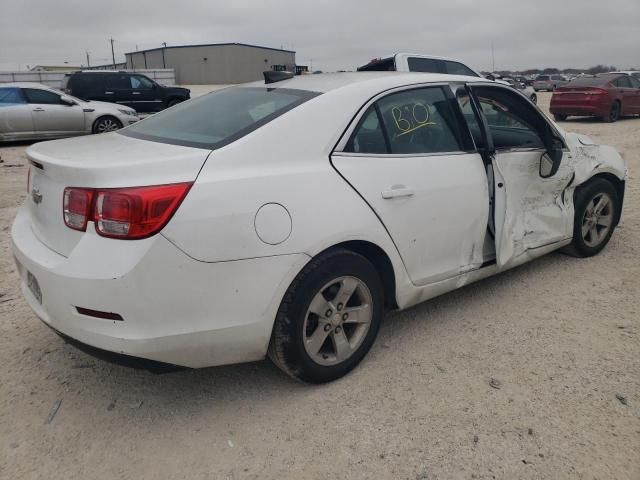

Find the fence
[[0, 69, 177, 88]]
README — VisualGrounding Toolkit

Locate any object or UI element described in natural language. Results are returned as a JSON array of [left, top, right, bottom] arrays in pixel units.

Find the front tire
[[92, 116, 122, 134], [530, 93, 537, 104], [167, 98, 183, 108], [564, 178, 620, 257], [268, 249, 384, 383], [553, 113, 568, 121]]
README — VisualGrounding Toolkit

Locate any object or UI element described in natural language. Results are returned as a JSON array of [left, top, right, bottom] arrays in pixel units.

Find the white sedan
[[0, 83, 139, 142], [11, 72, 626, 383]]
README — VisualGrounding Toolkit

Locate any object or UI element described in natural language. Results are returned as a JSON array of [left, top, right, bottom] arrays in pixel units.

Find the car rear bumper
[[11, 202, 309, 368], [550, 104, 607, 117]]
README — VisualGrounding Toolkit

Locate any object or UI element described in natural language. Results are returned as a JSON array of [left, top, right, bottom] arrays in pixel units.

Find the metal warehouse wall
[[126, 45, 295, 84]]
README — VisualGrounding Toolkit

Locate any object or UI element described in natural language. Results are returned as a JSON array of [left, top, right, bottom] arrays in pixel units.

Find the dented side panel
[[493, 149, 573, 268], [493, 132, 627, 270]]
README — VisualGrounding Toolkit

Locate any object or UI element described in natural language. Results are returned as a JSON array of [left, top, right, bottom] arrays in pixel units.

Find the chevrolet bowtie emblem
[[31, 188, 43, 204]]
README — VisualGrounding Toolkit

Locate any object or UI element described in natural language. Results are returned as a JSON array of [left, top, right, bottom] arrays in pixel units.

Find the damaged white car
[[12, 72, 626, 383]]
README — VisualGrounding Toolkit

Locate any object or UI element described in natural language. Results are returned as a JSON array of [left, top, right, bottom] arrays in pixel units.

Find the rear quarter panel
[[161, 87, 413, 296]]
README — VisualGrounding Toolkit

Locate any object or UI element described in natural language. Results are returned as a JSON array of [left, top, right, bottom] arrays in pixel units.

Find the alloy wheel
[[581, 192, 614, 248], [96, 118, 121, 133], [302, 276, 373, 366]]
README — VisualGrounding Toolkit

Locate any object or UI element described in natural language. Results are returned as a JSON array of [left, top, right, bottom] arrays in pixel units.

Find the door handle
[[32, 108, 45, 112], [132, 91, 141, 95], [105, 91, 114, 94], [381, 185, 415, 199]]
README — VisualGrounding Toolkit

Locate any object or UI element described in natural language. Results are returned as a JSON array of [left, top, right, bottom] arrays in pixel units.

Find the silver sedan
[[0, 83, 139, 142]]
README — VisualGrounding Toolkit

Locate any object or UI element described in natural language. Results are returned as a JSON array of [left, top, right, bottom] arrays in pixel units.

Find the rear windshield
[[536, 75, 549, 81], [120, 87, 319, 149], [565, 77, 610, 87]]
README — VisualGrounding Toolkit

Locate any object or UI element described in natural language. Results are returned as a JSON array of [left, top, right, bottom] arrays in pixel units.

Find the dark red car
[[550, 74, 640, 122]]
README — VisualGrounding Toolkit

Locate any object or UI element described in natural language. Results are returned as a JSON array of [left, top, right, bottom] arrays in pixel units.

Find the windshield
[[536, 75, 550, 81], [120, 86, 320, 149]]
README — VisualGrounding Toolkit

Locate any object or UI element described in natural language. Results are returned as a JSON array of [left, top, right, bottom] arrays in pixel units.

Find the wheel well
[[584, 173, 625, 225], [330, 241, 398, 310]]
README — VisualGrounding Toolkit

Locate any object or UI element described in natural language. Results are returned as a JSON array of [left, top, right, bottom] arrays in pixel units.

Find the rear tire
[[268, 249, 384, 383], [553, 113, 567, 121], [563, 178, 619, 258], [92, 116, 122, 134], [602, 101, 621, 122]]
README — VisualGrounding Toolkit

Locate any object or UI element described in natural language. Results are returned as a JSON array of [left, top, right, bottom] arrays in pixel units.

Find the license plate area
[[27, 271, 42, 304]]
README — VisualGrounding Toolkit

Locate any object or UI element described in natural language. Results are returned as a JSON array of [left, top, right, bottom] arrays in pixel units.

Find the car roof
[[243, 71, 485, 94]]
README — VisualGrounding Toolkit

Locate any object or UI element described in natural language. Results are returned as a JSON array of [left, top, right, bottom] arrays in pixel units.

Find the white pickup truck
[[358, 53, 537, 104]]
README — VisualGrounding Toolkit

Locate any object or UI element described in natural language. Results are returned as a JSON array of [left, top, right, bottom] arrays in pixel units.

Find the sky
[[1, 0, 639, 73]]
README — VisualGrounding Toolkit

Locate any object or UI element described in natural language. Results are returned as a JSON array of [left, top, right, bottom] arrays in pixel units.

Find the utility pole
[[162, 42, 167, 69], [110, 37, 116, 69], [491, 41, 495, 73], [85, 51, 90, 68]]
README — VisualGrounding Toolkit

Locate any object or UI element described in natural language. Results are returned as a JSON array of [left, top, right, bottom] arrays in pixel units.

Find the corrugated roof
[[125, 42, 295, 56]]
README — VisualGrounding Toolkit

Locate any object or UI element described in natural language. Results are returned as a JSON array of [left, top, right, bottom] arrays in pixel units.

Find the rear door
[[332, 85, 489, 285], [613, 76, 639, 114], [21, 88, 85, 135], [0, 87, 34, 139], [628, 75, 640, 112], [466, 84, 573, 269]]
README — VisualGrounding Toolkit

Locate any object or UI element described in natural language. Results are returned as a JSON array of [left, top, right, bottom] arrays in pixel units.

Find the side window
[[376, 87, 468, 154], [0, 87, 26, 104], [444, 61, 479, 77], [407, 57, 442, 73], [613, 76, 632, 88], [629, 76, 640, 88], [475, 92, 544, 150], [22, 88, 62, 105], [106, 75, 130, 89], [131, 75, 154, 89], [345, 107, 387, 154]]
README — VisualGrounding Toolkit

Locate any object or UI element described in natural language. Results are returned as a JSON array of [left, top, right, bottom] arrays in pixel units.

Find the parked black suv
[[61, 71, 190, 113]]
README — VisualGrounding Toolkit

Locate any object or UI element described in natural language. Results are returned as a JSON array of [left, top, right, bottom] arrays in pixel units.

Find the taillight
[[63, 187, 94, 231], [94, 183, 192, 239], [63, 183, 192, 238]]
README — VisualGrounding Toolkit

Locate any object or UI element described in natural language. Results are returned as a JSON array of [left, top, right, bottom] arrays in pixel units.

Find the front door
[[467, 84, 573, 269], [107, 74, 162, 112], [332, 85, 489, 285], [22, 88, 85, 136]]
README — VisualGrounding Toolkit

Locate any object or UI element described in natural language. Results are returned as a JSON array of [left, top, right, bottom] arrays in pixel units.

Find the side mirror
[[60, 97, 76, 106], [540, 139, 563, 178]]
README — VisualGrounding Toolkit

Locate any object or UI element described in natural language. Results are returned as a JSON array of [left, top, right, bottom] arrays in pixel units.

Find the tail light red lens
[[63, 187, 94, 231], [62, 183, 192, 239], [95, 183, 192, 239]]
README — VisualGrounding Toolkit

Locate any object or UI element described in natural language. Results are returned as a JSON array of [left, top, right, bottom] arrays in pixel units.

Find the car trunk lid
[[26, 132, 210, 257]]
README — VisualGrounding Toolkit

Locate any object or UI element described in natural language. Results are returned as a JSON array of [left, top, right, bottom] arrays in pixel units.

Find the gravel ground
[[0, 92, 638, 480]]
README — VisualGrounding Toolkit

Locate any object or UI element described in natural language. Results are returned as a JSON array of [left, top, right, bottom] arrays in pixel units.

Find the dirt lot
[[0, 92, 638, 480]]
